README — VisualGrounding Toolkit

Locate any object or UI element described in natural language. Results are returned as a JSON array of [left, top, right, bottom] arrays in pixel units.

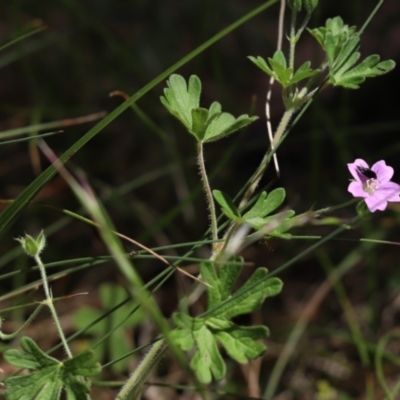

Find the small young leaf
[[249, 53, 292, 87], [271, 50, 287, 70], [248, 56, 274, 77], [213, 190, 241, 221], [269, 54, 292, 85], [291, 61, 320, 84]]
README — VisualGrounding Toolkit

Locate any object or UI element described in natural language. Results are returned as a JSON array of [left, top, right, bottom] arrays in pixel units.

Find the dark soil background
[[0, 1, 400, 399]]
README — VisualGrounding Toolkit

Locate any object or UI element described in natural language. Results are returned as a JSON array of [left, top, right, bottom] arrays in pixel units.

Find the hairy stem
[[116, 339, 167, 400], [197, 141, 218, 247], [35, 254, 72, 359]]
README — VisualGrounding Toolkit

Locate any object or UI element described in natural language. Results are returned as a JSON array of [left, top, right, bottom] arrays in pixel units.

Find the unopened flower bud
[[16, 230, 46, 257], [287, 0, 302, 12], [303, 0, 318, 12]]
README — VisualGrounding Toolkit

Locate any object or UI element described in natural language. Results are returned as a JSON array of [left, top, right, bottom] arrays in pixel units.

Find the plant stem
[[197, 141, 218, 247], [288, 9, 297, 71], [239, 109, 294, 209], [116, 339, 167, 400], [34, 254, 73, 359], [0, 303, 44, 341]]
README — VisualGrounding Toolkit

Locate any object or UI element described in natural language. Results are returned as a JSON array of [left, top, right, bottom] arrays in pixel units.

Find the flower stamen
[[362, 178, 379, 195]]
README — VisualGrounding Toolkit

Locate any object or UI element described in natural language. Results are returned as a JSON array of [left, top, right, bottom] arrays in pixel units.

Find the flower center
[[363, 178, 379, 195]]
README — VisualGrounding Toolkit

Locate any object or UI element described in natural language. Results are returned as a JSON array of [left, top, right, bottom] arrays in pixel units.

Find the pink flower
[[347, 159, 400, 212]]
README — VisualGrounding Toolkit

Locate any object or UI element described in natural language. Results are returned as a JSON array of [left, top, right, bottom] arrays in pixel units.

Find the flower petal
[[365, 196, 387, 212], [375, 182, 400, 201], [348, 181, 368, 198], [372, 160, 394, 183], [348, 159, 369, 181]]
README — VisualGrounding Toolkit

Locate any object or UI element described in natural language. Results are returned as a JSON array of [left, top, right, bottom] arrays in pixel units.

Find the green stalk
[[0, 303, 44, 341], [288, 9, 297, 71], [239, 109, 294, 209], [197, 142, 218, 246], [34, 253, 73, 359], [116, 339, 167, 400]]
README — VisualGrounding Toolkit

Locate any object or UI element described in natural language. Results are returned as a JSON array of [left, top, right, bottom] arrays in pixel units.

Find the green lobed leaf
[[268, 210, 296, 236], [4, 337, 101, 400], [160, 74, 201, 132], [5, 370, 63, 400], [214, 323, 268, 363], [193, 104, 223, 140], [271, 50, 287, 69], [248, 56, 274, 77], [249, 53, 293, 87], [169, 327, 195, 351], [4, 338, 59, 370], [171, 257, 283, 384], [245, 216, 271, 230], [200, 262, 221, 309], [191, 107, 210, 141], [290, 61, 320, 85], [190, 326, 225, 383], [324, 31, 338, 69], [308, 16, 357, 55], [212, 268, 283, 320], [218, 257, 243, 301], [268, 59, 293, 87], [201, 258, 244, 310], [160, 74, 256, 142], [261, 188, 286, 215], [332, 53, 395, 89], [242, 192, 268, 220], [213, 190, 241, 221], [243, 188, 286, 223], [203, 113, 257, 143], [249, 52, 319, 89]]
